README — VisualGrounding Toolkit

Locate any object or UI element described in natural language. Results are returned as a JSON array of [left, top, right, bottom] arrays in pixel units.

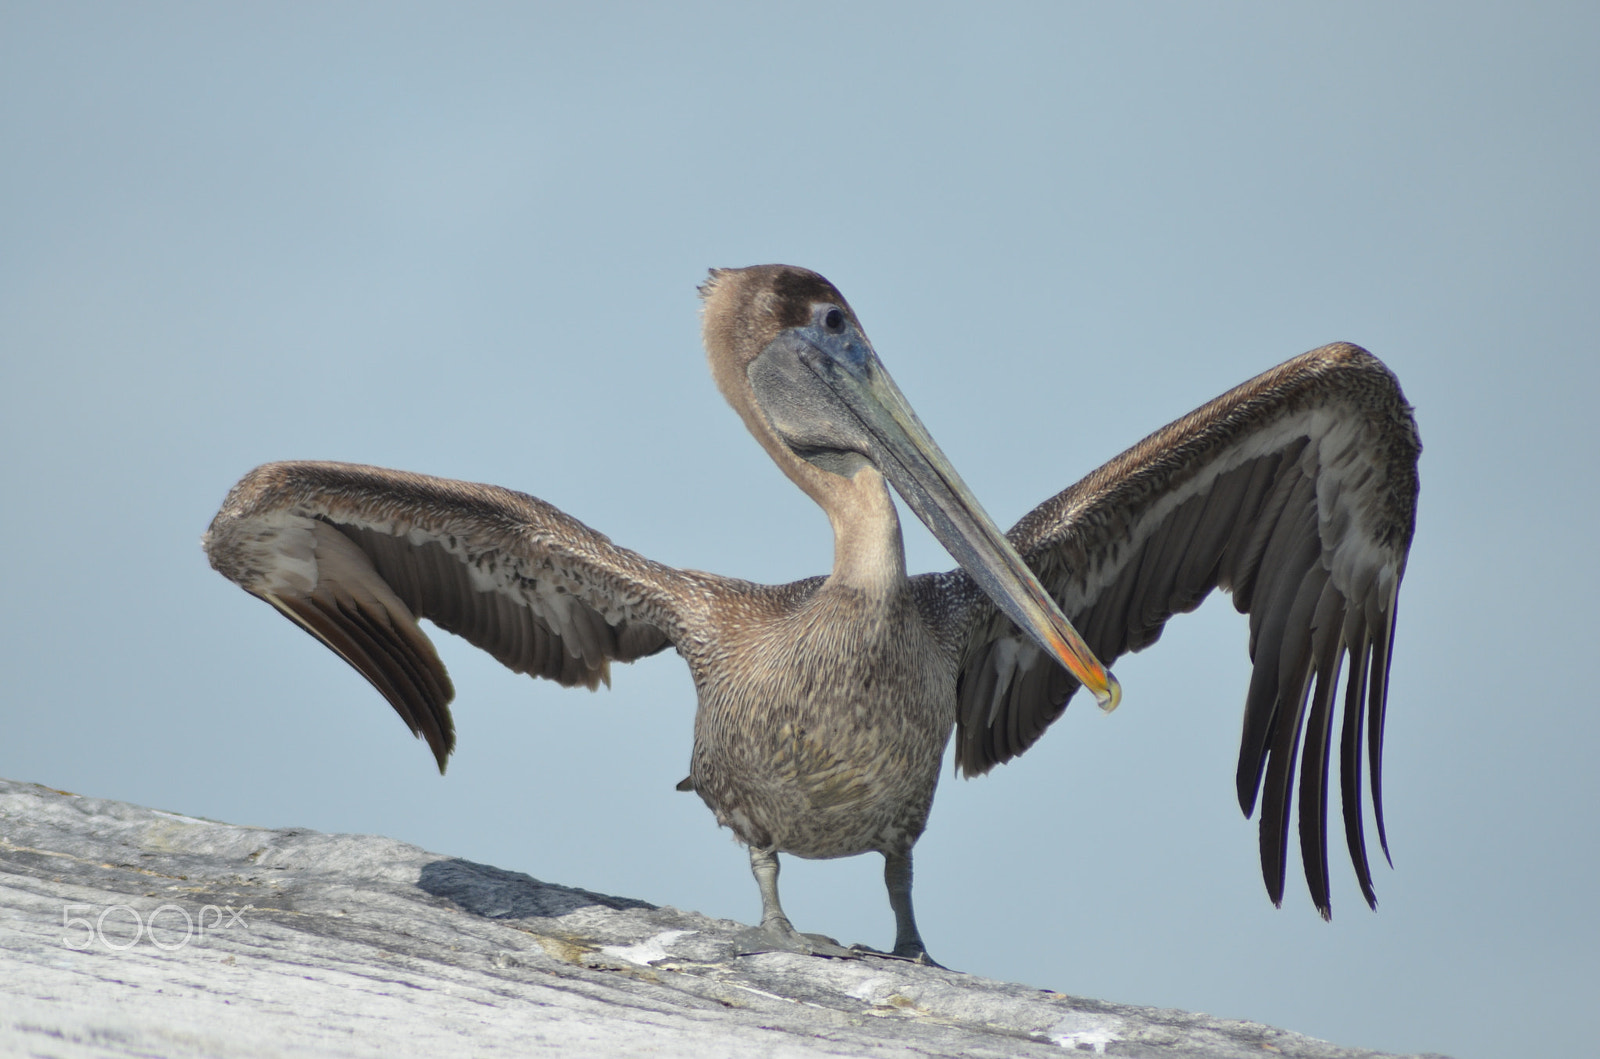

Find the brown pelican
[[204, 264, 1420, 962]]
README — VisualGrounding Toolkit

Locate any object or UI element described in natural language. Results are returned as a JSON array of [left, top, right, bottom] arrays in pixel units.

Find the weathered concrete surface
[[0, 779, 1448, 1058]]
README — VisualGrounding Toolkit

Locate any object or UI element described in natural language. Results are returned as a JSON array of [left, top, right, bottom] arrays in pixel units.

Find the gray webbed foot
[[848, 941, 947, 968], [734, 916, 857, 959]]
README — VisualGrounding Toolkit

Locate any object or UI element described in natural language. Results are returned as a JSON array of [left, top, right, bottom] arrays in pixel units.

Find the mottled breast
[[685, 580, 956, 859]]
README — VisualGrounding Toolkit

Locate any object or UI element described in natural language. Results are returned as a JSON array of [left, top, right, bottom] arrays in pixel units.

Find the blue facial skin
[[797, 303, 876, 375]]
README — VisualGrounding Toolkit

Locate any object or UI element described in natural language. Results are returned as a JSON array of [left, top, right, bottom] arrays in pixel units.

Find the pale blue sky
[[4, 5, 1597, 1057]]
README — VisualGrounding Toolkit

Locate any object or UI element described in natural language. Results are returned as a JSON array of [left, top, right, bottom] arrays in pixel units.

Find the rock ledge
[[0, 780, 1447, 1058]]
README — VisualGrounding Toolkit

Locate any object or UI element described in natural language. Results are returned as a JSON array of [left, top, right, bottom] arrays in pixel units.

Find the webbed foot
[[848, 941, 946, 968], [735, 917, 857, 959]]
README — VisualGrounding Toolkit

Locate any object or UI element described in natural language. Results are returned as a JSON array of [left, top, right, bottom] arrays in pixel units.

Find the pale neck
[[820, 466, 908, 593], [721, 379, 909, 594]]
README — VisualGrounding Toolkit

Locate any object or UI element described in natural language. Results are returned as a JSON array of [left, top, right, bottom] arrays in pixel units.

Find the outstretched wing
[[938, 343, 1420, 915], [204, 461, 718, 771]]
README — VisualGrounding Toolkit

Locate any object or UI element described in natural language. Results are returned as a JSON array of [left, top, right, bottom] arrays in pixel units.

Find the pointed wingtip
[[423, 721, 454, 774]]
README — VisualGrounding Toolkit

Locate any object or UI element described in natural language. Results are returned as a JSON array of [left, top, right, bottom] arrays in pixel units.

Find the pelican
[[204, 264, 1420, 962]]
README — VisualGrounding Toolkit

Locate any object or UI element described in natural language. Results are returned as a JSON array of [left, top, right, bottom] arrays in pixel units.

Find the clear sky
[[3, 5, 1596, 1057]]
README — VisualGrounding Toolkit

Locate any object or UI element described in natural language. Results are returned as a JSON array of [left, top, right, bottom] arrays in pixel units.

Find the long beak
[[819, 349, 1121, 712]]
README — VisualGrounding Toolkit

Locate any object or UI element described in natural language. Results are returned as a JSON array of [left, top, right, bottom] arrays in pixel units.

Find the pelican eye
[[823, 308, 846, 332]]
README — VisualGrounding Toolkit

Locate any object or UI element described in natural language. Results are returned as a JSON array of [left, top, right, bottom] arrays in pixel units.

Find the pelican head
[[700, 264, 1119, 710]]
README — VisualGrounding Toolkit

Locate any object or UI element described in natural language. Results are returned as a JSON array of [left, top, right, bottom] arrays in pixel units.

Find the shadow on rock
[[417, 857, 656, 920]]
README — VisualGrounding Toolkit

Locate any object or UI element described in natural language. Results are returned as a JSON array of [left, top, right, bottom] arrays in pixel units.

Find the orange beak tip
[[1095, 671, 1122, 713]]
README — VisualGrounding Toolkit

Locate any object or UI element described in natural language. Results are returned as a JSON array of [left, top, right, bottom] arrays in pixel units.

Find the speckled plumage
[[687, 577, 956, 860], [205, 265, 1420, 957]]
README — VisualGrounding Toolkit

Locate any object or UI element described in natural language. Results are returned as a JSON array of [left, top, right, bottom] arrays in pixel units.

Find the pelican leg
[[749, 845, 794, 934], [883, 849, 942, 964], [747, 846, 852, 958], [841, 849, 941, 965], [885, 849, 925, 957]]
